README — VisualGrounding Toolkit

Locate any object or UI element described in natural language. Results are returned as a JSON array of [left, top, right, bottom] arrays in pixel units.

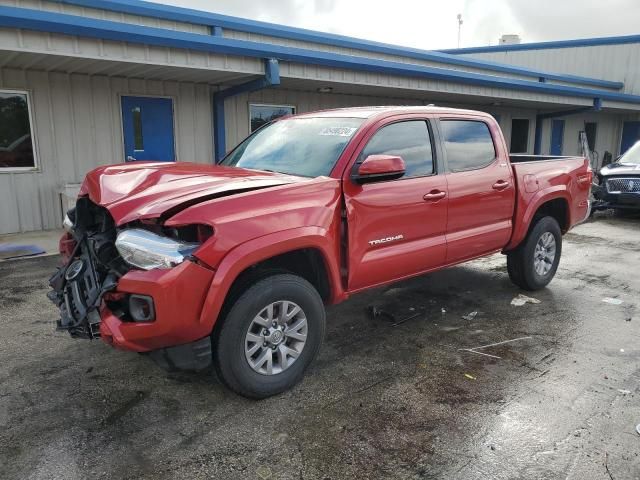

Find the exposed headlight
[[115, 228, 199, 270]]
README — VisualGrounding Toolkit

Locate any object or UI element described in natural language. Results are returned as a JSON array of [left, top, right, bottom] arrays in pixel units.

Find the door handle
[[492, 180, 510, 190], [423, 190, 446, 201]]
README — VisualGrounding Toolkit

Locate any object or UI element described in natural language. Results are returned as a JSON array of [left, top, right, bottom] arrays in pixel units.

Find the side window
[[440, 120, 496, 172], [358, 121, 434, 178]]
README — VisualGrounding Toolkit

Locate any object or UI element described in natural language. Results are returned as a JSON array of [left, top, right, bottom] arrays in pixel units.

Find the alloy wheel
[[244, 300, 308, 375]]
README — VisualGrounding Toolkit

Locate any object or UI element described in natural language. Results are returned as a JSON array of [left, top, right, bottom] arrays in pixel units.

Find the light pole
[[457, 14, 463, 48]]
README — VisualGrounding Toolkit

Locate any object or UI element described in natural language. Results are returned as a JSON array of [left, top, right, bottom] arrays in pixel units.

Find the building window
[[250, 104, 295, 132], [441, 120, 496, 172], [0, 90, 36, 170], [510, 118, 530, 153], [585, 122, 597, 151], [132, 107, 144, 151]]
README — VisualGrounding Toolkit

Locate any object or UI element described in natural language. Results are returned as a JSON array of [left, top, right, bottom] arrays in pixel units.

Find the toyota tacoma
[[49, 106, 592, 398]]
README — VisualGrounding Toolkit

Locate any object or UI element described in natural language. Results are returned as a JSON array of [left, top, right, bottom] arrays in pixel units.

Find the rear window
[[441, 120, 496, 172]]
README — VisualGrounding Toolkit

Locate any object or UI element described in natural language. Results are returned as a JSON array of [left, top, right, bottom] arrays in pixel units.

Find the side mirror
[[352, 155, 406, 184]]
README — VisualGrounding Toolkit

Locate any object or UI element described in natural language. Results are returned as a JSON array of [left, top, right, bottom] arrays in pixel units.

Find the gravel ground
[[0, 212, 639, 479]]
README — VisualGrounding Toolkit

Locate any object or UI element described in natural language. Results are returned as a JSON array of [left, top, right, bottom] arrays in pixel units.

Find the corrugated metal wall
[[0, 21, 591, 111], [0, 67, 212, 234], [1, 0, 210, 34], [223, 29, 543, 84], [277, 62, 590, 108], [1, 64, 626, 235], [224, 89, 425, 149], [538, 112, 623, 158], [223, 91, 540, 156], [459, 44, 640, 95]]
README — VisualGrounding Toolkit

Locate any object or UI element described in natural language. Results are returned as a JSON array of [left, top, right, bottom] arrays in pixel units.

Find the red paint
[[79, 161, 305, 225], [357, 154, 406, 176], [99, 260, 214, 351], [66, 107, 590, 353]]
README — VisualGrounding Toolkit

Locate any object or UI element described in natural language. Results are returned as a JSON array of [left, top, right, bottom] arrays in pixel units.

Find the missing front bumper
[[48, 241, 118, 339]]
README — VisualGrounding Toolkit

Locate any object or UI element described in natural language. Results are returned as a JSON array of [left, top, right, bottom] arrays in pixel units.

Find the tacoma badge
[[368, 234, 404, 246]]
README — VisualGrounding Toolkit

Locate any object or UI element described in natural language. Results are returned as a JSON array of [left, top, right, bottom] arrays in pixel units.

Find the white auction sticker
[[319, 127, 358, 137]]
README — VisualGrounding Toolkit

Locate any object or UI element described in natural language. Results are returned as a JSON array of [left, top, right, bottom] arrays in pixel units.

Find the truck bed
[[509, 154, 584, 163], [505, 154, 591, 250]]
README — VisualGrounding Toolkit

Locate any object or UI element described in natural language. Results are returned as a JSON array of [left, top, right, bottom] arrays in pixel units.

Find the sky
[[151, 0, 640, 50]]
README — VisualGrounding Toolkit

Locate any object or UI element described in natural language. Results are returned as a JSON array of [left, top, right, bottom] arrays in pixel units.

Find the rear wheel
[[507, 216, 562, 291], [213, 273, 325, 399]]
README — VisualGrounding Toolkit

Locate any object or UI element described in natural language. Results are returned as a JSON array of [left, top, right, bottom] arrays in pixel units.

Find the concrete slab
[[0, 214, 639, 479], [0, 229, 63, 261]]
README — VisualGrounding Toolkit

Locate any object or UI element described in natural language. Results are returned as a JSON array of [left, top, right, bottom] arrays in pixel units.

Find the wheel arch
[[199, 227, 344, 334], [506, 188, 570, 250]]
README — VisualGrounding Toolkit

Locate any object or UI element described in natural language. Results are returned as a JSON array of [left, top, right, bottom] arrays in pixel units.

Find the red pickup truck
[[49, 106, 591, 398]]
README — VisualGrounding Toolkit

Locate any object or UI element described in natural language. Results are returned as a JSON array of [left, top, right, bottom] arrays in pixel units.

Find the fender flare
[[198, 226, 344, 331], [506, 187, 571, 250]]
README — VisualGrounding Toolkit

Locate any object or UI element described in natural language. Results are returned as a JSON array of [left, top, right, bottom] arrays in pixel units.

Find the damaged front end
[[48, 197, 129, 339]]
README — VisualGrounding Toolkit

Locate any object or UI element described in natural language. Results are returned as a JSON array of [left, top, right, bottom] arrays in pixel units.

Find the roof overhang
[[55, 0, 623, 90], [1, 5, 639, 111]]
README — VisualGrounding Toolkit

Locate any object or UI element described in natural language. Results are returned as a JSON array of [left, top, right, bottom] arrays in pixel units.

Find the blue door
[[550, 119, 564, 155], [121, 96, 175, 162], [621, 121, 640, 155]]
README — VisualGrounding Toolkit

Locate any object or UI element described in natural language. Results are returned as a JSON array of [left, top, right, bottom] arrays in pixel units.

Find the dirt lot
[[1, 213, 639, 480]]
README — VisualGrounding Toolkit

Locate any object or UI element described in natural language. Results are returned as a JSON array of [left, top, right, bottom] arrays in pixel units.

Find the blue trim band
[[441, 34, 640, 55], [1, 6, 638, 105], [54, 0, 622, 90], [213, 59, 280, 162]]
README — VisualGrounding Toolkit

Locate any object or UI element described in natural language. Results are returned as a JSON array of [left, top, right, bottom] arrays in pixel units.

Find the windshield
[[619, 141, 640, 165], [221, 117, 364, 177]]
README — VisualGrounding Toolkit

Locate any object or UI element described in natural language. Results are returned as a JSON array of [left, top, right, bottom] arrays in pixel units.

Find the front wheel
[[213, 273, 325, 399], [507, 216, 562, 291]]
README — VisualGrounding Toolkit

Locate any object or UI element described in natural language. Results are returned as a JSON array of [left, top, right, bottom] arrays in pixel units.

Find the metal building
[[0, 0, 639, 234]]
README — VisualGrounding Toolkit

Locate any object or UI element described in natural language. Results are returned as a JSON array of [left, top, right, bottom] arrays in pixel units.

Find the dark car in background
[[594, 140, 640, 213]]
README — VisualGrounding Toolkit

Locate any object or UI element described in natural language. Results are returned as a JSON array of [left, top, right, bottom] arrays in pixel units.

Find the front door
[[343, 119, 448, 291], [439, 118, 515, 263], [621, 121, 640, 155], [121, 96, 175, 162]]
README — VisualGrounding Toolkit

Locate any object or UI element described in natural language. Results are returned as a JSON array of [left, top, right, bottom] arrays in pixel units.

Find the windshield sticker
[[319, 127, 358, 137]]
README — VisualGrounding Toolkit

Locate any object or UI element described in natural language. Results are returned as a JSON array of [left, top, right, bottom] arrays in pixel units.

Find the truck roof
[[293, 105, 490, 119]]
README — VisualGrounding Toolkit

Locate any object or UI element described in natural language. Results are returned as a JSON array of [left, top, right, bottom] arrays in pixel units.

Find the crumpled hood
[[79, 162, 305, 225], [600, 162, 640, 176]]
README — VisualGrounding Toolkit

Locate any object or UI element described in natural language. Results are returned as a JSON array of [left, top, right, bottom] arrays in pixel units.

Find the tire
[[507, 216, 562, 291], [213, 273, 325, 399]]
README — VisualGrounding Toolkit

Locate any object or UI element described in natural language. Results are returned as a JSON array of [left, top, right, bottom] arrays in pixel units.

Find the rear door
[[438, 117, 515, 263], [343, 117, 448, 291], [121, 96, 175, 162]]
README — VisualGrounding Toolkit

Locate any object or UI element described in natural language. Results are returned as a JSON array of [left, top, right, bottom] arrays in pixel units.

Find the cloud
[[151, 0, 640, 49], [503, 0, 640, 43]]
